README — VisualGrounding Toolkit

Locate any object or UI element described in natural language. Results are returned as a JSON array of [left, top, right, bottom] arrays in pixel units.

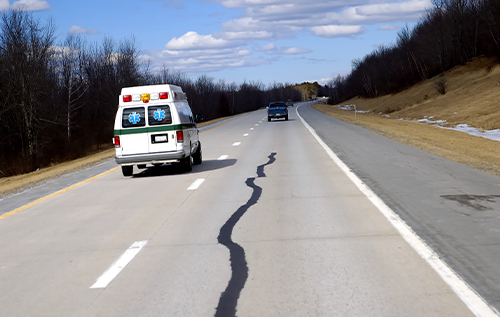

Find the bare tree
[[60, 34, 89, 139]]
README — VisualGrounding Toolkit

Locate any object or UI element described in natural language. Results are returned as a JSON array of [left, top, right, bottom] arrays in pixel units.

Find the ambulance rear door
[[147, 104, 178, 154], [119, 106, 149, 156]]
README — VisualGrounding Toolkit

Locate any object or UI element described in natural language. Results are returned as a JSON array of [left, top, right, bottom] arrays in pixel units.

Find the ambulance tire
[[121, 165, 133, 177], [181, 154, 192, 172], [193, 142, 202, 165]]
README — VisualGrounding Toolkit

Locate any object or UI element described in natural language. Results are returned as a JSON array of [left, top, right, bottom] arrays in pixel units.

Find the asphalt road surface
[[0, 102, 497, 316]]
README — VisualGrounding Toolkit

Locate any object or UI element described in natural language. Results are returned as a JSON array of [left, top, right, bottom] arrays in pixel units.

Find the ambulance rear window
[[148, 105, 172, 125], [122, 107, 146, 128]]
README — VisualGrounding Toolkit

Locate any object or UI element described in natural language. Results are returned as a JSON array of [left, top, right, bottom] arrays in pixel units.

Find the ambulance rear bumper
[[115, 150, 187, 165]]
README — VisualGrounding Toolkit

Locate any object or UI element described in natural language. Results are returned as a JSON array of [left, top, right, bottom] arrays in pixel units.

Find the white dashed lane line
[[91, 240, 148, 289], [255, 124, 259, 126], [232, 142, 241, 146], [243, 133, 249, 137], [187, 179, 206, 190], [218, 155, 229, 160], [250, 128, 254, 131]]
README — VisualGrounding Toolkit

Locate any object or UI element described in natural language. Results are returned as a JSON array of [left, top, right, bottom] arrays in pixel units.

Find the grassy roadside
[[312, 103, 500, 177], [0, 114, 243, 196]]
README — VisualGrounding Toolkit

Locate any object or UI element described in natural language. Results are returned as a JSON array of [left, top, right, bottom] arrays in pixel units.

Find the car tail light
[[113, 136, 120, 147], [176, 131, 184, 142]]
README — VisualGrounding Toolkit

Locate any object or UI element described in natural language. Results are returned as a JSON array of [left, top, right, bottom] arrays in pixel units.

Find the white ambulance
[[113, 84, 202, 177]]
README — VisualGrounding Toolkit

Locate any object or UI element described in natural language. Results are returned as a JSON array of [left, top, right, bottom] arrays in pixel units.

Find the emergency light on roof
[[122, 91, 170, 103], [141, 93, 150, 103]]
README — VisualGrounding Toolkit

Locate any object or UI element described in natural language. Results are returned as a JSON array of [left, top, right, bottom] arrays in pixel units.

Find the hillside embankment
[[313, 57, 500, 177]]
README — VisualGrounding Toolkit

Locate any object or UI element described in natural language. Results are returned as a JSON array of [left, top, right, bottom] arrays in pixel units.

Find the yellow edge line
[[1, 113, 249, 221], [0, 167, 120, 221]]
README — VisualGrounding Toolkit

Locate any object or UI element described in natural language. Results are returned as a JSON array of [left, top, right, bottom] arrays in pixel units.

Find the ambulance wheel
[[193, 143, 202, 165], [121, 166, 133, 177], [181, 154, 192, 172]]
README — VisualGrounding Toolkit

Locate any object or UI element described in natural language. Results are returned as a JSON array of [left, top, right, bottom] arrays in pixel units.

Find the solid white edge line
[[218, 155, 229, 161], [90, 240, 148, 289], [188, 178, 205, 190], [296, 105, 499, 317]]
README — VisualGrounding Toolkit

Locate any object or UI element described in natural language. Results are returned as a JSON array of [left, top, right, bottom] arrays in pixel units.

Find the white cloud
[[217, 30, 273, 40], [9, 0, 51, 11], [254, 43, 275, 51], [165, 31, 236, 50], [156, 0, 433, 77], [311, 25, 366, 38], [357, 0, 431, 16], [0, 0, 9, 10], [144, 46, 270, 74], [378, 24, 399, 30], [68, 25, 100, 35], [282, 47, 311, 55], [332, 0, 432, 25], [217, 0, 431, 32]]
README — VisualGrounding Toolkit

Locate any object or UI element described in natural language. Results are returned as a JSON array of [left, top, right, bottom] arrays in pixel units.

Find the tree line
[[0, 10, 302, 177], [327, 0, 500, 104]]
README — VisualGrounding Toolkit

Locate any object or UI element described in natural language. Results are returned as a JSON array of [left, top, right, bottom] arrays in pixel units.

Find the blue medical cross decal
[[154, 109, 165, 121], [128, 112, 141, 124]]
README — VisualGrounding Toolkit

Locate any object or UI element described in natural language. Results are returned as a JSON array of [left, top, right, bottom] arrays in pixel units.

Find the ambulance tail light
[[159, 92, 168, 99], [113, 136, 120, 147], [176, 131, 184, 143], [123, 95, 132, 102]]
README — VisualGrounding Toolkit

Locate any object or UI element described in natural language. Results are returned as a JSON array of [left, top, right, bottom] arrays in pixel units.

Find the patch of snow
[[332, 105, 500, 142], [334, 104, 369, 113], [443, 124, 500, 142], [417, 118, 447, 124], [415, 118, 500, 142]]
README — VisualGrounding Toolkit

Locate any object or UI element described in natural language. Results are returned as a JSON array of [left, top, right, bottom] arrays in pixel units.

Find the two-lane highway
[[0, 104, 494, 316]]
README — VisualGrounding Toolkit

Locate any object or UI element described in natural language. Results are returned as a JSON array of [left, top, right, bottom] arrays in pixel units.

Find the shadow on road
[[131, 159, 237, 178]]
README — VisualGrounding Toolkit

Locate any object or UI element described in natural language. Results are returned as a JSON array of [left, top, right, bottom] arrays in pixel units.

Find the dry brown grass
[[312, 57, 500, 177], [0, 114, 244, 196], [345, 57, 500, 129]]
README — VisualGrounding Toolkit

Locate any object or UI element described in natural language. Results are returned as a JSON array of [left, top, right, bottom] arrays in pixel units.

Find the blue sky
[[0, 0, 433, 86]]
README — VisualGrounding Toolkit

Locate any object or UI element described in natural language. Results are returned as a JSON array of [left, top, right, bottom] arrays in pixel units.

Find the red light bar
[[123, 95, 132, 102], [159, 92, 168, 99]]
